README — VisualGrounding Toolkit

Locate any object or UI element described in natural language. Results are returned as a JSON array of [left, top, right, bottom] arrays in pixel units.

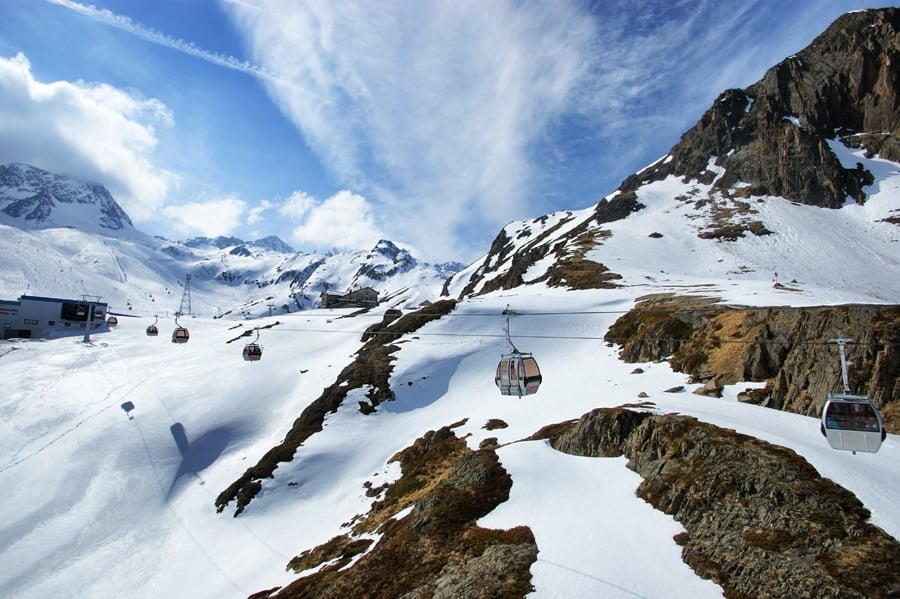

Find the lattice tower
[[177, 274, 192, 316]]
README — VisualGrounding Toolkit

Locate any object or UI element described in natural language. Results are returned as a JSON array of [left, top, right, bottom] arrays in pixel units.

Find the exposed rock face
[[605, 295, 900, 432], [255, 425, 536, 599], [544, 408, 900, 599], [626, 8, 900, 207], [354, 240, 417, 282]]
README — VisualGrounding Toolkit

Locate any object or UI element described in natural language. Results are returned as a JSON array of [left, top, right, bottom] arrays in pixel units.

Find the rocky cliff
[[625, 8, 900, 208], [605, 295, 900, 433], [251, 425, 536, 599]]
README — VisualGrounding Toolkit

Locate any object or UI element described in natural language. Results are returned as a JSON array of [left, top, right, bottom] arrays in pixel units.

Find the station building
[[0, 295, 109, 339]]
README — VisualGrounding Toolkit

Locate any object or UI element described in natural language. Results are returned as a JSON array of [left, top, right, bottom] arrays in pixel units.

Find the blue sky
[[0, 0, 888, 262]]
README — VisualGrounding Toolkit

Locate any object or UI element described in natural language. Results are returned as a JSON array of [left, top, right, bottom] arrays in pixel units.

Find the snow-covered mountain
[[0, 162, 133, 234], [2, 8, 899, 599], [0, 163, 461, 317]]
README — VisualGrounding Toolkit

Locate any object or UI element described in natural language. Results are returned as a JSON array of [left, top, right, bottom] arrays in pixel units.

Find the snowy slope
[[1, 278, 897, 598]]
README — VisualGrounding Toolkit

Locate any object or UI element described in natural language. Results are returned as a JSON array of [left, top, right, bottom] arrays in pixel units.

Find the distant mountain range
[[0, 162, 464, 316], [180, 235, 296, 254]]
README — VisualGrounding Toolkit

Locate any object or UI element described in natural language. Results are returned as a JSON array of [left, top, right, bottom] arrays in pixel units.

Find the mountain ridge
[[623, 7, 900, 207]]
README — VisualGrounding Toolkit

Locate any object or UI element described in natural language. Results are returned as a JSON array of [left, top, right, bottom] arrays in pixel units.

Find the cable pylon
[[177, 274, 192, 316]]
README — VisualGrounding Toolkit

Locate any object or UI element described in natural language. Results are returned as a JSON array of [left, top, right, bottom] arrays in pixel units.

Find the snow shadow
[[120, 401, 135, 419], [166, 422, 237, 499], [383, 352, 474, 413]]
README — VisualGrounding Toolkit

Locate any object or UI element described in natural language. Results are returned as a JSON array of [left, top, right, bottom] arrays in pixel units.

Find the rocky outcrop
[[625, 8, 900, 207], [254, 425, 536, 599], [353, 240, 417, 282], [543, 408, 900, 599], [605, 295, 900, 432]]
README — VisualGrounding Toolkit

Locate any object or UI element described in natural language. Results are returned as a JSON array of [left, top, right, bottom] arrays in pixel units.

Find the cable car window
[[498, 360, 509, 378], [522, 358, 540, 378], [824, 402, 879, 432]]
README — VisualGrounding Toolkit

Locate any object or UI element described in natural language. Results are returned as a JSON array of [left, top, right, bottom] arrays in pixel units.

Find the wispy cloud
[[223, 0, 850, 260], [41, 0, 865, 261]]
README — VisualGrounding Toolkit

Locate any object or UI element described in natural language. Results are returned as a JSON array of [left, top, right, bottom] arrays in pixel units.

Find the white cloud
[[161, 195, 246, 238], [286, 190, 385, 252], [247, 199, 272, 225], [0, 52, 177, 222], [277, 190, 315, 220]]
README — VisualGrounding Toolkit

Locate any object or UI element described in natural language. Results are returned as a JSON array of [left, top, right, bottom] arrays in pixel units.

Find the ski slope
[[1, 283, 897, 598]]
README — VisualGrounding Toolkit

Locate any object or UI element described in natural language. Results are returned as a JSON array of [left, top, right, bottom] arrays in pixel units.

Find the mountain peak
[[253, 235, 294, 253], [0, 162, 133, 233], [619, 7, 900, 208]]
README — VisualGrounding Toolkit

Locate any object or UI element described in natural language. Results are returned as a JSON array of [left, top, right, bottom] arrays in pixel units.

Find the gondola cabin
[[820, 393, 886, 454], [172, 327, 190, 344], [107, 316, 118, 327], [146, 324, 158, 336], [243, 343, 262, 362], [495, 352, 542, 397]]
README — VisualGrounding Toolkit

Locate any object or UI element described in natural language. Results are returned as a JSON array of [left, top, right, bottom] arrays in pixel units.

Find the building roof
[[19, 295, 106, 305]]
